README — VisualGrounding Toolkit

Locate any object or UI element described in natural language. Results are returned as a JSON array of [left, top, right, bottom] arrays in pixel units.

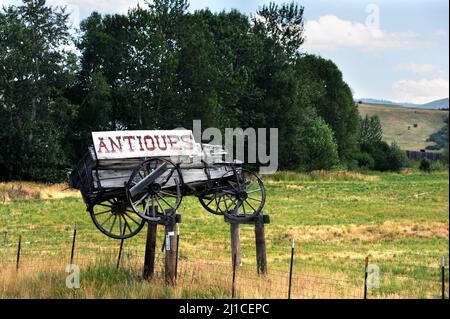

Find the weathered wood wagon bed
[[69, 130, 266, 239]]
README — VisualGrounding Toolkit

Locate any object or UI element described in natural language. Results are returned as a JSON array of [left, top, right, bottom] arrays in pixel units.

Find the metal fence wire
[[0, 230, 448, 299]]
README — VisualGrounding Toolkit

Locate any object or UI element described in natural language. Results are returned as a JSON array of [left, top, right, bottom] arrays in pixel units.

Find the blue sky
[[2, 0, 448, 104]]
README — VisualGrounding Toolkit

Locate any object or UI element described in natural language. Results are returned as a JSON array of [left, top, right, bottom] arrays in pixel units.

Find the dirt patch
[[285, 185, 306, 190]]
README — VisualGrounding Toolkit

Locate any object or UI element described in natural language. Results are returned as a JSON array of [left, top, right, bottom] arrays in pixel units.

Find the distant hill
[[357, 103, 449, 151], [355, 98, 449, 110], [420, 98, 449, 110]]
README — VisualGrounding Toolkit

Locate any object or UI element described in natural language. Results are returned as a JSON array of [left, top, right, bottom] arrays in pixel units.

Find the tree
[[359, 114, 383, 145], [255, 2, 305, 57], [0, 0, 76, 181], [295, 55, 360, 163]]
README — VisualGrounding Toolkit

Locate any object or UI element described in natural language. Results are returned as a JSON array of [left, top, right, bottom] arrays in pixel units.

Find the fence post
[[143, 222, 158, 280], [255, 214, 268, 275], [70, 223, 77, 265], [442, 256, 446, 300], [16, 235, 21, 271], [288, 238, 295, 299], [164, 220, 177, 286], [232, 252, 237, 299], [364, 256, 369, 299], [230, 222, 241, 269], [116, 238, 125, 269], [175, 224, 180, 280]]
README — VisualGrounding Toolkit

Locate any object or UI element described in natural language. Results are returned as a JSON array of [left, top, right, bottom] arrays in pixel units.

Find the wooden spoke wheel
[[198, 189, 227, 216], [126, 158, 183, 221], [89, 196, 145, 240], [216, 168, 266, 221]]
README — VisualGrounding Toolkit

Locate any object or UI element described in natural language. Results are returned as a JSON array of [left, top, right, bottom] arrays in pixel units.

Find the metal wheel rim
[[126, 158, 183, 221], [217, 168, 266, 220], [89, 196, 146, 240]]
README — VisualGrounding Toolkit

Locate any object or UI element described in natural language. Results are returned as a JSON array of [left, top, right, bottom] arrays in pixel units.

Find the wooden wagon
[[68, 130, 266, 239]]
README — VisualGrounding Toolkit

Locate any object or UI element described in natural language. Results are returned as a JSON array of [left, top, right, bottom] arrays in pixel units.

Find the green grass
[[0, 170, 448, 298], [357, 103, 449, 151]]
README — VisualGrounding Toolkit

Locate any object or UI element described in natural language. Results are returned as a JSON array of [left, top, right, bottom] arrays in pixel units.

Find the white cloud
[[394, 63, 445, 77], [392, 78, 449, 104], [434, 29, 449, 37], [46, 0, 145, 15], [303, 15, 437, 53]]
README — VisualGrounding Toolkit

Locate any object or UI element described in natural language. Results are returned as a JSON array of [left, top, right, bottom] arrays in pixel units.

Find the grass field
[[357, 103, 448, 151], [0, 170, 448, 299]]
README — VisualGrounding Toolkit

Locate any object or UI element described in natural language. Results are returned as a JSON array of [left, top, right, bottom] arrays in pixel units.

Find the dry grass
[[274, 221, 449, 243], [266, 170, 379, 183], [0, 257, 362, 299], [0, 182, 80, 203]]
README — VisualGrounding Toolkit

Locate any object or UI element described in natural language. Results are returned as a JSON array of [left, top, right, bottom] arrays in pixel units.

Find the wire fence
[[0, 228, 448, 299]]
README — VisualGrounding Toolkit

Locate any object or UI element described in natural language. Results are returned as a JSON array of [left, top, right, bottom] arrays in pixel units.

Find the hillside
[[357, 103, 449, 151]]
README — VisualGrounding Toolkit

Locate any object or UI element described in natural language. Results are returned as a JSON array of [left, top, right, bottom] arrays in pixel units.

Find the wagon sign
[[69, 129, 266, 240], [92, 130, 198, 159]]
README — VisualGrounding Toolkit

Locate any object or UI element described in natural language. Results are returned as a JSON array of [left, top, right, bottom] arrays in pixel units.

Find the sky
[[1, 0, 449, 104]]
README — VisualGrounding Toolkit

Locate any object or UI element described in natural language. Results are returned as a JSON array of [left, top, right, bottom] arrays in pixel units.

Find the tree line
[[0, 0, 402, 182]]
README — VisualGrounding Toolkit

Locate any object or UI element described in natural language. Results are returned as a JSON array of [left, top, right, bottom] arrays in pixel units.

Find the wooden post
[[175, 224, 180, 280], [116, 238, 124, 269], [232, 252, 237, 298], [288, 239, 294, 299], [16, 235, 21, 271], [442, 256, 446, 300], [364, 256, 369, 299], [255, 215, 267, 275], [230, 223, 241, 268], [143, 222, 158, 280], [164, 221, 177, 285], [70, 223, 77, 265]]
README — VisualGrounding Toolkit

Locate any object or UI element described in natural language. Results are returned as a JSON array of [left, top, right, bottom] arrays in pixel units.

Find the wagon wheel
[[216, 168, 266, 221], [89, 196, 146, 240], [197, 163, 234, 215], [198, 190, 226, 216], [126, 158, 183, 221]]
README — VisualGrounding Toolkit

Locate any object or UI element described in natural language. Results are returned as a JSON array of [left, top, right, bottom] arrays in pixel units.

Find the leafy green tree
[[295, 55, 360, 163], [280, 107, 339, 171], [255, 2, 305, 57], [387, 142, 407, 172], [359, 114, 383, 145], [0, 0, 76, 181]]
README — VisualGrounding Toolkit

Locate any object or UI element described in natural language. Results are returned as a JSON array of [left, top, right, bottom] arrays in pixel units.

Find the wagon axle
[[147, 183, 162, 195]]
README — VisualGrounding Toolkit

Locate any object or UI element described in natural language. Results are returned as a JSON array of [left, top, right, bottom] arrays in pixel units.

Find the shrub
[[354, 152, 375, 170], [296, 116, 340, 172], [361, 141, 390, 171], [387, 142, 407, 172], [443, 148, 449, 163], [419, 158, 431, 172], [360, 141, 407, 172]]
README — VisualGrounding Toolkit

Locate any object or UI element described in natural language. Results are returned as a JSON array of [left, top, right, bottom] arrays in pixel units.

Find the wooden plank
[[92, 166, 234, 189]]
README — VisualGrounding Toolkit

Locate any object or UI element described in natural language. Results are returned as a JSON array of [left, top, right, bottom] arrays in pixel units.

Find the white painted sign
[[92, 130, 199, 160]]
